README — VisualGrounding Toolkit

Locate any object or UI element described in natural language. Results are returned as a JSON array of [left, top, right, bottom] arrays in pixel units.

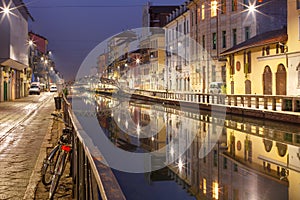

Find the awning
[[0, 58, 28, 71]]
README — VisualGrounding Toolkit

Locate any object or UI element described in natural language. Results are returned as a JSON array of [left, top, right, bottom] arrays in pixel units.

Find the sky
[[23, 0, 184, 81]]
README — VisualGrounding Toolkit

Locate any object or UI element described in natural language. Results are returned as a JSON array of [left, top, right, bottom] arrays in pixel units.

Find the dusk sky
[[24, 0, 184, 81]]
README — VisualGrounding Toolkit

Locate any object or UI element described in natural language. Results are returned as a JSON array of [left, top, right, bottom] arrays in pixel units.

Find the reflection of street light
[[136, 58, 140, 65]]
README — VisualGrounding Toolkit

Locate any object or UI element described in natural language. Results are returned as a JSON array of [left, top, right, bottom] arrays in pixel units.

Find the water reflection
[[80, 93, 300, 200]]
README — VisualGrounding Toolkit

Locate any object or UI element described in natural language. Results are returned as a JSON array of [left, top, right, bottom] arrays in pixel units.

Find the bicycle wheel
[[49, 151, 67, 200], [41, 146, 60, 185]]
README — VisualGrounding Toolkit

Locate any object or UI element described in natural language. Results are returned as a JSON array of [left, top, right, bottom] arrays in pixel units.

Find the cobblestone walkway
[[0, 93, 54, 199]]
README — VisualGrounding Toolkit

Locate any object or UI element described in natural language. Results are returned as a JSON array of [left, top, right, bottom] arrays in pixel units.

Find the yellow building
[[221, 28, 288, 95], [287, 0, 300, 95]]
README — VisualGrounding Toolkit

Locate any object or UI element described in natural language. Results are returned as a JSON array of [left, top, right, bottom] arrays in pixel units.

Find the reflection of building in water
[[94, 95, 300, 200]]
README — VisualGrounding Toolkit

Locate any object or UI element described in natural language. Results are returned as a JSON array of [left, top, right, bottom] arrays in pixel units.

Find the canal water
[[72, 92, 300, 200]]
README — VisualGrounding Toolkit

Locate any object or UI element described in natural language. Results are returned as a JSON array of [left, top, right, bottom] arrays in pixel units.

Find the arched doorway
[[263, 66, 272, 95], [245, 80, 251, 94], [276, 64, 286, 95]]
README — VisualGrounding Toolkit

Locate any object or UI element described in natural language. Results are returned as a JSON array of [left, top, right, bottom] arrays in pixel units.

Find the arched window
[[276, 142, 287, 157]]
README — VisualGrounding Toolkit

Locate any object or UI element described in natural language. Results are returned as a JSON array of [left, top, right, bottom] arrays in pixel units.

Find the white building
[[165, 3, 191, 92], [0, 0, 33, 101]]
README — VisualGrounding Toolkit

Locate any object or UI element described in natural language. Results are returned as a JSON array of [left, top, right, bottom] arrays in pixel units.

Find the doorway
[[263, 66, 272, 95], [276, 64, 286, 95]]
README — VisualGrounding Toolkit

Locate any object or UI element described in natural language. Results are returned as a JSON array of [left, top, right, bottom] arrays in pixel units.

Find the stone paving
[[0, 92, 71, 199]]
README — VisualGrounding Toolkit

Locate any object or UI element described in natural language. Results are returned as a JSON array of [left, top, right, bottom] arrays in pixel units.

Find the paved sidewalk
[[0, 93, 72, 199], [33, 114, 72, 200]]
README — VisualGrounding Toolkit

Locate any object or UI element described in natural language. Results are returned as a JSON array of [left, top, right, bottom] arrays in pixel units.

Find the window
[[203, 178, 207, 194], [212, 32, 217, 49], [222, 31, 227, 48], [234, 163, 238, 172], [212, 65, 216, 82], [202, 4, 205, 20], [223, 157, 228, 169], [212, 182, 219, 199], [213, 150, 218, 166], [191, 11, 194, 26], [232, 0, 237, 11], [221, 0, 226, 14], [266, 46, 270, 55], [262, 47, 265, 56], [211, 0, 218, 17], [202, 35, 206, 49], [186, 20, 189, 33], [245, 26, 250, 40], [197, 8, 200, 24], [299, 16, 300, 39], [243, 0, 249, 9], [233, 28, 237, 45], [297, 0, 300, 9], [297, 63, 300, 87], [246, 51, 251, 73], [230, 54, 235, 75]]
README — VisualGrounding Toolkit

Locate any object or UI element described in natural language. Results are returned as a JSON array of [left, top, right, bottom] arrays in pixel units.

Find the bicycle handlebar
[[51, 113, 72, 128]]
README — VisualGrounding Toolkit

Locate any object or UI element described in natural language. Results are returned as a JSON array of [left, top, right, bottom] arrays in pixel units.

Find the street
[[0, 92, 55, 199]]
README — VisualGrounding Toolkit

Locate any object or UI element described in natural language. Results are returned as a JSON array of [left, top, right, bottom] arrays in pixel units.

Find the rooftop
[[221, 27, 288, 55]]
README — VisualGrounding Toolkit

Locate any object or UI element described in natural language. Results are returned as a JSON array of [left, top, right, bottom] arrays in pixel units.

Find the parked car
[[209, 82, 225, 94], [50, 85, 57, 92], [29, 84, 40, 95]]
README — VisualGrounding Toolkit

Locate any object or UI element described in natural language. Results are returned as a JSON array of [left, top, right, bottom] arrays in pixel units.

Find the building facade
[[165, 3, 191, 92], [287, 0, 300, 95], [141, 4, 179, 91], [221, 28, 288, 95], [0, 0, 32, 101], [187, 0, 287, 93]]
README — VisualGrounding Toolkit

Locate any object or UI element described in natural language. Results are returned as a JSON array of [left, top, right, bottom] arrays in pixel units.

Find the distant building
[[0, 0, 33, 101], [29, 32, 48, 54], [141, 3, 178, 90], [28, 32, 55, 90], [142, 3, 179, 28]]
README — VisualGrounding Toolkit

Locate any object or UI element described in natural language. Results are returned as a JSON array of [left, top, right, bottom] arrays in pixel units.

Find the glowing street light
[[28, 40, 34, 46], [3, 7, 9, 15], [248, 4, 256, 13]]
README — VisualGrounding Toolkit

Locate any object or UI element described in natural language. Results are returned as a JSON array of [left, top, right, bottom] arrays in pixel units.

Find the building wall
[[188, 0, 287, 93], [287, 0, 300, 95], [226, 45, 287, 95], [165, 7, 190, 92], [0, 0, 29, 101]]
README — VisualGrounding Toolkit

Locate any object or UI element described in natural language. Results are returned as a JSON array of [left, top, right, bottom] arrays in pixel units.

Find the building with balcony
[[187, 0, 287, 93], [0, 0, 33, 101], [165, 3, 191, 92]]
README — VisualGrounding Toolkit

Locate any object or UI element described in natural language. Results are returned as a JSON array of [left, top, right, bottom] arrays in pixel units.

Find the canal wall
[[95, 89, 300, 124]]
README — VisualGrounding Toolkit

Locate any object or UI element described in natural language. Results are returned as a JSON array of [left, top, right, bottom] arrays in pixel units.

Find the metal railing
[[61, 94, 125, 200], [134, 89, 300, 112]]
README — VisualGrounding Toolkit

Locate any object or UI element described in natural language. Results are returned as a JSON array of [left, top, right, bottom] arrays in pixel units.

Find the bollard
[[54, 96, 62, 110]]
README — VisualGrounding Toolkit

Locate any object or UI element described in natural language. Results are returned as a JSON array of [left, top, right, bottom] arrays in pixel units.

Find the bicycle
[[41, 113, 73, 199]]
